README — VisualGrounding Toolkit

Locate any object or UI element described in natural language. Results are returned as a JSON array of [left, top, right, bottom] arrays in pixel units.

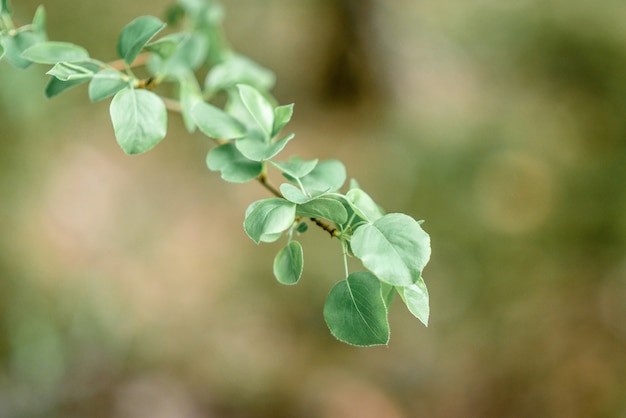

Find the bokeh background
[[1, 0, 625, 417]]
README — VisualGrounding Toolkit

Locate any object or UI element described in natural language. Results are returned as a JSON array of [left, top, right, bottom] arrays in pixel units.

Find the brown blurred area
[[1, 0, 625, 417]]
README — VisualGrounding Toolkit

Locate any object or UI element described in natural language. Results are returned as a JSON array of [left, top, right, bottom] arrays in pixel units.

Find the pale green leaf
[[296, 198, 348, 224], [235, 133, 294, 161], [3, 31, 38, 68], [205, 54, 275, 93], [1, 0, 11, 14], [179, 78, 202, 132], [44, 62, 100, 97], [21, 41, 89, 64], [398, 277, 430, 326], [323, 272, 390, 346], [237, 84, 274, 139], [32, 6, 47, 41], [156, 33, 208, 78], [271, 156, 318, 179], [346, 188, 384, 222], [299, 159, 346, 193], [117, 15, 166, 64], [109, 88, 167, 155], [191, 101, 246, 140], [145, 32, 187, 60], [272, 103, 294, 137], [206, 142, 262, 183], [381, 282, 395, 310], [351, 213, 431, 287], [244, 198, 296, 244], [273, 241, 303, 285], [88, 69, 128, 102], [47, 61, 96, 81]]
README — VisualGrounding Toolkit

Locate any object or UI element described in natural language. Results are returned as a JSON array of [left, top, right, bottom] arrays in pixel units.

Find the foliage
[[0, 0, 431, 346]]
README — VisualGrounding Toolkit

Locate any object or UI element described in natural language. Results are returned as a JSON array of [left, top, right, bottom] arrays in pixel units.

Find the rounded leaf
[[323, 272, 390, 346], [191, 101, 246, 140], [273, 241, 303, 285], [351, 213, 431, 286], [206, 143, 262, 183], [110, 88, 167, 155], [21, 41, 89, 64], [244, 198, 296, 244]]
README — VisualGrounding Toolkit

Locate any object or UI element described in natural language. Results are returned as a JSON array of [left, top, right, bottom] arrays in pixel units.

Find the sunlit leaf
[[346, 188, 384, 222], [237, 84, 274, 139], [272, 103, 294, 137], [296, 198, 348, 224], [324, 272, 390, 346], [271, 156, 318, 179], [109, 87, 167, 155], [273, 241, 303, 285], [299, 159, 346, 193], [117, 15, 166, 65], [351, 213, 431, 287]]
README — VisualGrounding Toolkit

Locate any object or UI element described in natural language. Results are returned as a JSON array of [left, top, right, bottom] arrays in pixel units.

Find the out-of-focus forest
[[1, 0, 625, 417]]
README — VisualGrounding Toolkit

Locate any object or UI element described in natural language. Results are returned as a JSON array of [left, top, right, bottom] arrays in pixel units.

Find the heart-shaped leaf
[[324, 271, 390, 346]]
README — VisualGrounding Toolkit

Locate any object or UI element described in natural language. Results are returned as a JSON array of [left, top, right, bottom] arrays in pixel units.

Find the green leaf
[[206, 142, 263, 183], [235, 132, 294, 161], [298, 159, 346, 193], [280, 183, 316, 204], [244, 198, 296, 244], [145, 32, 186, 59], [205, 54, 275, 93], [323, 272, 390, 346], [21, 41, 89, 64], [1, 0, 11, 14], [296, 198, 348, 225], [155, 33, 208, 78], [273, 241, 303, 285], [117, 15, 166, 65], [44, 62, 100, 98], [0, 43, 5, 61], [2, 31, 38, 68], [88, 69, 128, 102], [179, 79, 202, 132], [47, 61, 96, 81], [398, 277, 429, 326], [381, 282, 395, 310], [237, 84, 275, 139], [351, 213, 431, 287], [32, 6, 47, 41], [346, 188, 384, 222], [271, 156, 318, 179], [272, 103, 294, 137], [109, 88, 167, 155], [191, 101, 246, 140]]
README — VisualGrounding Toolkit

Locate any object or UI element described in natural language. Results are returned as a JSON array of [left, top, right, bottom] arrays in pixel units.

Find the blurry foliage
[[1, 0, 626, 417]]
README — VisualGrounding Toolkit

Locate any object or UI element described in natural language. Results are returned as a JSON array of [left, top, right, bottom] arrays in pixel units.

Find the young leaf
[[272, 103, 294, 137], [346, 188, 384, 222], [206, 142, 263, 183], [32, 6, 47, 41], [44, 62, 101, 98], [244, 198, 296, 244], [351, 213, 431, 287], [191, 101, 246, 140], [204, 54, 275, 93], [299, 159, 346, 193], [273, 241, 303, 285], [88, 69, 128, 102], [323, 271, 390, 346], [296, 198, 348, 225], [398, 277, 429, 326], [109, 87, 167, 155], [117, 15, 166, 65], [237, 84, 274, 139], [235, 132, 294, 161], [21, 41, 89, 64], [271, 156, 318, 179], [47, 61, 96, 81]]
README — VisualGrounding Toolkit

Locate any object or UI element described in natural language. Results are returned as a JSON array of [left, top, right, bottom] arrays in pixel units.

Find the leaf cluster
[[0, 0, 432, 346]]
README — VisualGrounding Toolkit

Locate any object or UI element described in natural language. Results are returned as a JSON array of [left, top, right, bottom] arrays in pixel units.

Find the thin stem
[[107, 53, 150, 71], [341, 239, 350, 279]]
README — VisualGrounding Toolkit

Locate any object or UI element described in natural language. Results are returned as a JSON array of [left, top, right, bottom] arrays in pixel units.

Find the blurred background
[[1, 0, 625, 416]]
